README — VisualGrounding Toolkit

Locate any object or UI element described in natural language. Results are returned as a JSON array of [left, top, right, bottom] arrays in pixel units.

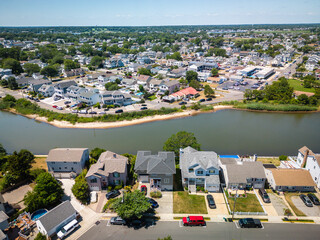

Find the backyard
[[32, 157, 48, 170], [225, 191, 264, 213], [173, 191, 207, 214], [257, 157, 281, 166], [287, 79, 316, 93]]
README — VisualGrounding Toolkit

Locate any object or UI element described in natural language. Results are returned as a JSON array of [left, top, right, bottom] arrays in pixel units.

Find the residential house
[[62, 68, 84, 78], [101, 91, 133, 106], [128, 63, 141, 72], [134, 151, 176, 191], [136, 75, 152, 89], [166, 87, 199, 101], [0, 69, 12, 77], [221, 161, 266, 190], [104, 58, 124, 69], [158, 80, 180, 95], [46, 148, 89, 178], [29, 79, 52, 92], [149, 79, 164, 91], [36, 201, 77, 238], [16, 76, 33, 88], [0, 211, 8, 232], [86, 151, 128, 191], [66, 85, 88, 101], [53, 80, 77, 98], [78, 90, 101, 106], [37, 84, 55, 97], [167, 68, 186, 78], [296, 146, 320, 189], [121, 78, 137, 88], [265, 168, 315, 192], [180, 147, 220, 193]]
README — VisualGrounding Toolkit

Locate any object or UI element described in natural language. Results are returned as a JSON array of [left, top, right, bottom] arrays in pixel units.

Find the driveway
[[291, 196, 320, 217], [156, 191, 173, 215], [254, 189, 278, 216], [205, 193, 229, 216], [268, 192, 289, 216], [2, 184, 32, 208]]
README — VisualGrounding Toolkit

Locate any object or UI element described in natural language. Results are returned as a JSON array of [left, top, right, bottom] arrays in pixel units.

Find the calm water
[[0, 110, 319, 155]]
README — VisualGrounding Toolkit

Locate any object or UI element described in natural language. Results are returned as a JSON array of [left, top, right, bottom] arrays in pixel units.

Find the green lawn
[[173, 191, 208, 214], [257, 157, 281, 166], [225, 191, 264, 213], [287, 79, 316, 93]]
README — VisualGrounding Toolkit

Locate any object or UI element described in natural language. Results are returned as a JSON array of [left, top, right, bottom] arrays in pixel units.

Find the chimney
[[302, 149, 309, 168]]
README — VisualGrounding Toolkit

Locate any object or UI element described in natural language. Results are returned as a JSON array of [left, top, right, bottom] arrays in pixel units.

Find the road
[[78, 221, 320, 240]]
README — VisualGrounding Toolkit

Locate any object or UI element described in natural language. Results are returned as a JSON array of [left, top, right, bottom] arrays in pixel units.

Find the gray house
[[46, 148, 89, 178], [180, 147, 220, 193], [221, 161, 266, 190], [135, 151, 176, 191], [36, 201, 77, 237], [86, 151, 128, 191]]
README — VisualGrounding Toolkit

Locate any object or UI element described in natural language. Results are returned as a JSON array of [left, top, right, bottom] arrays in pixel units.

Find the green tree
[[309, 95, 318, 106], [64, 59, 80, 70], [213, 48, 227, 57], [166, 52, 182, 61], [211, 68, 219, 76], [189, 80, 201, 90], [34, 233, 46, 240], [7, 76, 18, 90], [23, 63, 40, 76], [264, 77, 293, 103], [90, 148, 106, 160], [68, 46, 77, 56], [72, 170, 90, 204], [113, 190, 151, 219], [158, 236, 172, 240], [204, 85, 215, 97], [90, 56, 104, 68], [40, 66, 59, 78], [138, 68, 152, 76], [6, 149, 35, 181], [163, 131, 201, 162], [105, 82, 119, 91], [24, 172, 64, 212], [2, 58, 23, 74], [186, 71, 198, 83], [297, 94, 309, 105]]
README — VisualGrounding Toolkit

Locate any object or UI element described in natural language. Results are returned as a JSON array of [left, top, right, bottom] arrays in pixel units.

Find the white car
[[57, 219, 78, 239], [90, 191, 97, 203]]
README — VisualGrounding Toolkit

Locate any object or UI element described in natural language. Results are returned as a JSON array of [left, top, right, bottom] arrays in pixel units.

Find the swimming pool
[[31, 209, 48, 220], [219, 155, 239, 159]]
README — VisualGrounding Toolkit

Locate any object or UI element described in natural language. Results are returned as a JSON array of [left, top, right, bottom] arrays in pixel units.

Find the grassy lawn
[[32, 157, 48, 170], [284, 192, 306, 217], [225, 191, 264, 213], [173, 191, 208, 214], [287, 79, 315, 93], [257, 157, 281, 166], [148, 95, 157, 101]]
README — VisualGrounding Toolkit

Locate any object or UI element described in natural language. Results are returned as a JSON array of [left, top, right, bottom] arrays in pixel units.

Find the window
[[90, 178, 97, 183], [189, 168, 194, 173], [59, 167, 61, 170], [209, 170, 214, 174], [164, 178, 169, 184], [74, 162, 77, 164], [197, 170, 203, 175], [65, 167, 67, 169], [114, 180, 120, 185], [113, 172, 120, 178], [52, 167, 54, 170]]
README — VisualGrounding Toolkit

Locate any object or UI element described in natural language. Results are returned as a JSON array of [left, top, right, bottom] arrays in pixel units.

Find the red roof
[[171, 87, 198, 97]]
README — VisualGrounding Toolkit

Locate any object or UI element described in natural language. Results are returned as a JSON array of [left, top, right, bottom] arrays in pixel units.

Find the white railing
[[253, 189, 268, 215], [234, 212, 267, 216]]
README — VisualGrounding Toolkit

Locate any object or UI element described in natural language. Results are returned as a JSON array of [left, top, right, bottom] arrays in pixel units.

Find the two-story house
[[66, 85, 88, 101], [101, 91, 132, 106], [134, 151, 176, 191], [53, 80, 77, 98], [46, 148, 89, 178], [158, 80, 180, 95], [179, 147, 220, 193], [37, 84, 55, 97], [77, 90, 101, 106], [86, 151, 128, 191]]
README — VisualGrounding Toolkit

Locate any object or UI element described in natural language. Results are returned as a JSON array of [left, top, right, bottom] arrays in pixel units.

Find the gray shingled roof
[[47, 148, 88, 162], [226, 162, 266, 184], [135, 151, 176, 175], [0, 230, 6, 240], [37, 201, 76, 232], [0, 211, 8, 223]]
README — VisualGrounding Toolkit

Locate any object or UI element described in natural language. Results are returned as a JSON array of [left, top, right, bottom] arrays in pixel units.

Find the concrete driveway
[[205, 193, 229, 216], [291, 196, 320, 217], [268, 192, 289, 216], [2, 184, 32, 208], [254, 189, 278, 216], [156, 191, 173, 215]]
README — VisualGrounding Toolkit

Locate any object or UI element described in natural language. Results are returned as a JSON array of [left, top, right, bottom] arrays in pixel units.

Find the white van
[[57, 219, 78, 239], [90, 191, 97, 203]]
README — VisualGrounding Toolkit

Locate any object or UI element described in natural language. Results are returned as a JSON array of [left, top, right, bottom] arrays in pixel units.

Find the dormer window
[[197, 170, 204, 175], [209, 170, 214, 174], [189, 168, 194, 173]]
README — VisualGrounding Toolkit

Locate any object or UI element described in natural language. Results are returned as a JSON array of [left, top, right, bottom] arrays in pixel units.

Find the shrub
[[184, 186, 188, 191], [279, 155, 288, 160], [181, 105, 186, 110], [30, 169, 46, 180], [150, 191, 162, 198], [107, 186, 113, 191], [103, 198, 118, 212], [114, 185, 122, 190]]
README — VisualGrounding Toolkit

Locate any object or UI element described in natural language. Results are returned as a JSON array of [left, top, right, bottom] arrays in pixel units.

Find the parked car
[[110, 216, 126, 225], [72, 110, 78, 113], [90, 191, 97, 203], [206, 98, 212, 101], [238, 218, 262, 228], [57, 106, 63, 110], [140, 107, 148, 110], [251, 85, 259, 89], [258, 189, 271, 203], [79, 109, 87, 114], [179, 101, 187, 105], [98, 111, 106, 115], [300, 194, 313, 207], [57, 219, 79, 239], [222, 87, 229, 90], [106, 190, 121, 200], [182, 216, 206, 226], [198, 99, 205, 102], [128, 219, 146, 228], [206, 194, 216, 209], [140, 185, 147, 195], [307, 194, 320, 205], [141, 104, 147, 106], [88, 111, 97, 114], [64, 101, 71, 105], [115, 109, 123, 113], [147, 198, 159, 208]]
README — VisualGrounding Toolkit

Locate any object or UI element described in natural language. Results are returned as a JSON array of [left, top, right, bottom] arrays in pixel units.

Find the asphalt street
[[78, 220, 320, 240]]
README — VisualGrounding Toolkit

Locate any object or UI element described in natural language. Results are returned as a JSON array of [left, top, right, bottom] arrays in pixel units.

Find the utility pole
[[232, 187, 238, 220]]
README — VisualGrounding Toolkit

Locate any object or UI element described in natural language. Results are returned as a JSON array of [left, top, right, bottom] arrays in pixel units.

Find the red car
[[52, 105, 58, 108], [140, 185, 147, 195], [182, 216, 206, 226]]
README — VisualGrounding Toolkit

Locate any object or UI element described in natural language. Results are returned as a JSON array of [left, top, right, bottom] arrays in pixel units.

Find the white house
[[38, 84, 55, 97], [36, 201, 77, 238]]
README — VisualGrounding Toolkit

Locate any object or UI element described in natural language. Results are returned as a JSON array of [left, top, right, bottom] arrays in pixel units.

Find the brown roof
[[47, 148, 88, 162], [270, 169, 315, 187], [137, 75, 151, 82]]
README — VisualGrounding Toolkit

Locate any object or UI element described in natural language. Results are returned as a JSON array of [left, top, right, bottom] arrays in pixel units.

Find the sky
[[0, 0, 320, 26]]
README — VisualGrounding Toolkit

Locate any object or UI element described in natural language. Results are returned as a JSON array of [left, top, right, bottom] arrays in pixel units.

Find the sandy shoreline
[[5, 105, 234, 129]]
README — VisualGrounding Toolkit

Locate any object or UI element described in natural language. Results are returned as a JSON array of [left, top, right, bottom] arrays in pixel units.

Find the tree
[[213, 48, 227, 57], [166, 52, 182, 61], [0, 144, 6, 158], [7, 77, 18, 90], [186, 71, 198, 83], [2, 58, 23, 74], [297, 94, 309, 105], [64, 59, 80, 71], [23, 63, 40, 76], [6, 149, 34, 181], [113, 190, 151, 219], [211, 68, 219, 77], [163, 131, 201, 162], [90, 56, 104, 68], [138, 68, 152, 76], [34, 233, 46, 240], [24, 172, 64, 212], [204, 85, 215, 97], [72, 170, 90, 204], [40, 66, 59, 78], [105, 82, 119, 91], [158, 236, 172, 240], [189, 80, 201, 90], [309, 95, 318, 106], [90, 148, 106, 160]]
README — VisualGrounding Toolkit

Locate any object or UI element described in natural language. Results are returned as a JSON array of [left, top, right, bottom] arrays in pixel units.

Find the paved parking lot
[[218, 79, 261, 92], [291, 196, 320, 216]]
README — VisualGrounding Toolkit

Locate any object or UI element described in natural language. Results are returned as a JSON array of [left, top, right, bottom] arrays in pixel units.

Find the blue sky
[[1, 0, 320, 26]]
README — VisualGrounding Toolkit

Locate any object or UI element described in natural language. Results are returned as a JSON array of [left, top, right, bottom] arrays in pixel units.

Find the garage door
[[206, 184, 219, 192], [254, 183, 264, 189], [90, 186, 100, 191]]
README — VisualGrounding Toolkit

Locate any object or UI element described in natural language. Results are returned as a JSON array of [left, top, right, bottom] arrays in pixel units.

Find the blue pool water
[[219, 155, 239, 159], [31, 209, 48, 220]]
